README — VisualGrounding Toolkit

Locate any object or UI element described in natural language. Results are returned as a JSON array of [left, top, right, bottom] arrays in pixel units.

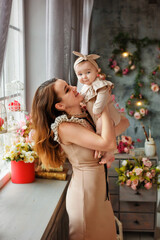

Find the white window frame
[[0, 0, 25, 187]]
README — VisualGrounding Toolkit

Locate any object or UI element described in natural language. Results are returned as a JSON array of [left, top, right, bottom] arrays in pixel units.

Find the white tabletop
[[0, 178, 69, 240]]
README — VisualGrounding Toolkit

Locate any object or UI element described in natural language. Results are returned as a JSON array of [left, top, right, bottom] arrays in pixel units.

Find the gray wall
[[90, 0, 160, 157], [25, 0, 46, 112]]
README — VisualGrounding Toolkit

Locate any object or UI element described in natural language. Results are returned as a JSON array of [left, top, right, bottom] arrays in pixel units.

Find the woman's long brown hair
[[31, 78, 65, 168]]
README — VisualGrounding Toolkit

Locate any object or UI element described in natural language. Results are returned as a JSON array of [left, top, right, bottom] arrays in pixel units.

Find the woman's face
[[54, 79, 84, 111]]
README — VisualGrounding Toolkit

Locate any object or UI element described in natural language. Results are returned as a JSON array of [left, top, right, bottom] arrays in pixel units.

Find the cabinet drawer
[[120, 202, 155, 213], [120, 185, 157, 202], [109, 177, 119, 194], [108, 160, 119, 176], [110, 194, 119, 212], [120, 213, 154, 230]]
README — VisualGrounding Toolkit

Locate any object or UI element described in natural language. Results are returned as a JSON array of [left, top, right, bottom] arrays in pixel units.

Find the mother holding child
[[31, 52, 129, 240]]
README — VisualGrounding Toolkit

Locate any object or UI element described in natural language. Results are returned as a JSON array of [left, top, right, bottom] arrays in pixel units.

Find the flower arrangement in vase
[[117, 135, 134, 154], [3, 114, 38, 183], [115, 157, 160, 191]]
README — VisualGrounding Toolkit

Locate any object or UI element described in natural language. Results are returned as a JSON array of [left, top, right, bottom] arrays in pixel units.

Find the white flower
[[122, 160, 127, 166], [130, 65, 136, 70], [25, 156, 34, 163], [156, 166, 160, 170], [22, 125, 27, 130], [114, 66, 120, 73]]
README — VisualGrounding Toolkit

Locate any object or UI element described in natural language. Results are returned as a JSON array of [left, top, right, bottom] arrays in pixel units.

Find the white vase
[[145, 138, 156, 157]]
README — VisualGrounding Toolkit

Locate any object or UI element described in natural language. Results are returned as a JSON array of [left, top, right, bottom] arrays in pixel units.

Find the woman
[[31, 78, 125, 240]]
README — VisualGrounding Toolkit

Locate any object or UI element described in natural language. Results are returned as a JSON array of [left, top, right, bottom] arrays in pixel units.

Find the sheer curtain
[[46, 0, 83, 85], [0, 0, 12, 81], [77, 0, 94, 91], [46, 0, 94, 86]]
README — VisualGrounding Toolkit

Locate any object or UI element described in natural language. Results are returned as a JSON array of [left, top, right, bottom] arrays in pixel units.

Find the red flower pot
[[11, 161, 35, 184]]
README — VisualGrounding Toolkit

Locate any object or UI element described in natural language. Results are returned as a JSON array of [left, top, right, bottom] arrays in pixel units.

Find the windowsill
[[0, 169, 71, 240], [0, 170, 11, 189]]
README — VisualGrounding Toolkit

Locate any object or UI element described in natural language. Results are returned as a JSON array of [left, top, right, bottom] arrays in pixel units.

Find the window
[[0, 0, 25, 180]]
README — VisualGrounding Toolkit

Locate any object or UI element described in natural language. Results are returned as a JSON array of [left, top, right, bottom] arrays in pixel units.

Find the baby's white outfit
[[80, 77, 121, 126]]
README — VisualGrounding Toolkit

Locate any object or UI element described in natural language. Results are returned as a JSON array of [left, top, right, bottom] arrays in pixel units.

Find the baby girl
[[73, 51, 121, 167]]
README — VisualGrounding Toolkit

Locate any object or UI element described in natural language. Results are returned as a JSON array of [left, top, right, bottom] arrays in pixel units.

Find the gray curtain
[[0, 0, 12, 80], [46, 0, 83, 85], [77, 0, 94, 91]]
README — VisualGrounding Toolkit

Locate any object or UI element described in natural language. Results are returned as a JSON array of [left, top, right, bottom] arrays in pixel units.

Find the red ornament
[[8, 100, 21, 111], [0, 117, 4, 127]]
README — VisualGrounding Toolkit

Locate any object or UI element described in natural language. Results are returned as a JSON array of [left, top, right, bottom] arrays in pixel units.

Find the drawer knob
[[134, 220, 140, 225], [135, 191, 141, 195], [134, 203, 140, 207]]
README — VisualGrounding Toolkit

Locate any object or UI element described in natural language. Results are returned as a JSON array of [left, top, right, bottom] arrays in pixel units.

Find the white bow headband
[[73, 51, 100, 70]]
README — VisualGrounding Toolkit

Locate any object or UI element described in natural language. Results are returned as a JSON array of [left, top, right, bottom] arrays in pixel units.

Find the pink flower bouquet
[[117, 135, 134, 154], [115, 157, 160, 191]]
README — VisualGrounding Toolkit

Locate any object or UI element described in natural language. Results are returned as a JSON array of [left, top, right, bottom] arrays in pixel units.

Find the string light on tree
[[122, 51, 129, 58]]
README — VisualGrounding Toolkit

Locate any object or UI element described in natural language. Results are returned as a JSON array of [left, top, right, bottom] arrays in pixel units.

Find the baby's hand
[[99, 152, 115, 168]]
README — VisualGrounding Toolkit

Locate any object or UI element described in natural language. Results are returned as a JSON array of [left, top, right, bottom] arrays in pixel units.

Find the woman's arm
[[58, 108, 117, 152]]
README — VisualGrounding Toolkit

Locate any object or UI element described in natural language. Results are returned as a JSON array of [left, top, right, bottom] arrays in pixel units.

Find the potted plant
[[3, 114, 38, 183], [3, 140, 38, 183]]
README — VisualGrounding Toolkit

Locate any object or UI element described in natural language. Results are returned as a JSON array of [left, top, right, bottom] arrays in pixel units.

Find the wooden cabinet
[[108, 153, 158, 237]]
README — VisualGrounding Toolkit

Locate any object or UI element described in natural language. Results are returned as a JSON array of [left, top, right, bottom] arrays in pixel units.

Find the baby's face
[[75, 61, 98, 85]]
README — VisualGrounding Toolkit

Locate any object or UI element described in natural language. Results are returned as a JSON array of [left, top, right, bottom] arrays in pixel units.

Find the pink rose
[[122, 68, 129, 75], [139, 176, 144, 182], [119, 108, 125, 112], [116, 103, 119, 108], [129, 110, 134, 116], [151, 83, 159, 92], [131, 184, 137, 190], [151, 169, 156, 177], [144, 161, 152, 168], [126, 179, 131, 186], [124, 147, 129, 153], [145, 109, 149, 115], [134, 168, 143, 176], [140, 108, 146, 116], [130, 95, 134, 99], [129, 171, 134, 176], [134, 112, 141, 120], [144, 182, 152, 190], [126, 136, 132, 145], [111, 94, 115, 101], [121, 135, 127, 143], [146, 172, 152, 179], [152, 71, 156, 75], [132, 179, 139, 186]]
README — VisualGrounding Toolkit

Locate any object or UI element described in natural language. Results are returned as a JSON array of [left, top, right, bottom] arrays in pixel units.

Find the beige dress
[[51, 115, 116, 240]]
